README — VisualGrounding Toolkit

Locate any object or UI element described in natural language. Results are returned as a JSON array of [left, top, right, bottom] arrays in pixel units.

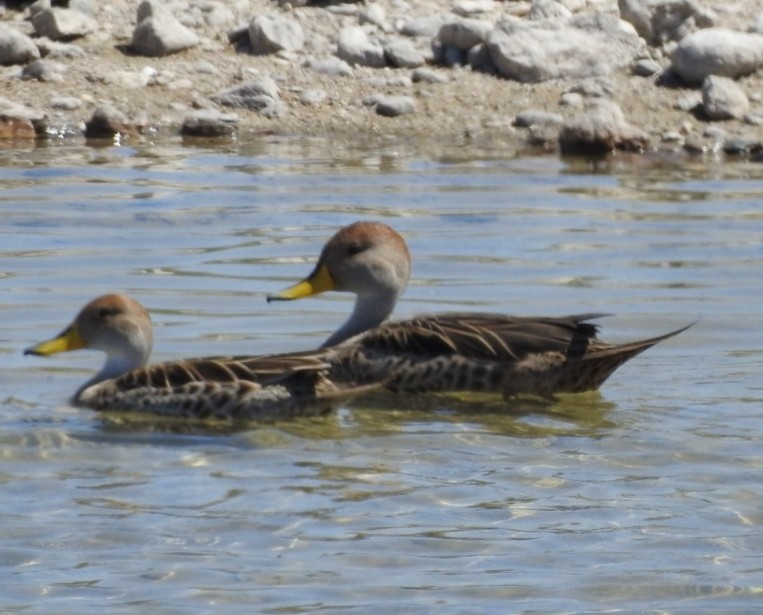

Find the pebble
[[50, 96, 83, 110], [180, 109, 237, 137], [132, 2, 200, 57], [383, 38, 425, 68], [365, 95, 416, 117], [631, 58, 661, 77], [671, 28, 763, 83], [411, 67, 450, 84], [336, 26, 386, 68], [438, 19, 493, 51], [84, 105, 141, 139], [248, 14, 304, 55], [299, 89, 327, 106], [306, 56, 353, 77], [559, 99, 649, 154], [32, 7, 97, 40], [398, 15, 447, 38], [452, 0, 497, 17], [210, 76, 282, 114], [0, 24, 41, 65], [35, 38, 86, 59], [21, 59, 67, 82], [702, 75, 750, 121], [514, 110, 563, 128]]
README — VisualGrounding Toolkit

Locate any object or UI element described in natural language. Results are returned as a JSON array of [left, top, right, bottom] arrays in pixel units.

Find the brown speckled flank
[[270, 222, 692, 400]]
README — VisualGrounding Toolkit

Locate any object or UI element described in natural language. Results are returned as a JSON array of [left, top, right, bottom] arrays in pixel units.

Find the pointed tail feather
[[561, 321, 695, 393]]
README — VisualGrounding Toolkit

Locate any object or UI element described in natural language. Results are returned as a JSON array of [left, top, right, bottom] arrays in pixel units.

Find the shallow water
[[1, 137, 762, 613]]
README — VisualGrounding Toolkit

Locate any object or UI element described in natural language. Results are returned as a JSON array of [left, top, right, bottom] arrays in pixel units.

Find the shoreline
[[1, 0, 762, 159]]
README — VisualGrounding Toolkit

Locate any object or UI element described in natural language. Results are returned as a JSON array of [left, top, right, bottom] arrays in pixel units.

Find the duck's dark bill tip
[[23, 348, 42, 356], [266, 295, 291, 303]]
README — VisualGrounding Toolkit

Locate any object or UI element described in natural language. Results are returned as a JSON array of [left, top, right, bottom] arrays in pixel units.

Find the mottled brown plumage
[[269, 222, 692, 399], [24, 294, 381, 420]]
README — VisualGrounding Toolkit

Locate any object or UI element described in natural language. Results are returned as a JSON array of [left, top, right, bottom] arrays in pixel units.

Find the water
[[1, 137, 762, 613]]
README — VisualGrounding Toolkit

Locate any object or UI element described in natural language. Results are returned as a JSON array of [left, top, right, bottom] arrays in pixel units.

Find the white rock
[[618, 0, 714, 44], [671, 28, 763, 83], [529, 0, 573, 21], [452, 0, 497, 17], [487, 15, 644, 82], [438, 19, 493, 51], [211, 76, 281, 112], [0, 24, 41, 65], [336, 26, 386, 68], [384, 38, 425, 68], [359, 4, 386, 28], [132, 14, 200, 57], [307, 56, 353, 77], [559, 99, 649, 154], [702, 75, 750, 120], [32, 7, 96, 41], [249, 14, 304, 54]]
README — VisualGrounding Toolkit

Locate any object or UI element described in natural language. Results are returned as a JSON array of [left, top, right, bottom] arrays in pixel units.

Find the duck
[[24, 293, 382, 421], [267, 221, 692, 399]]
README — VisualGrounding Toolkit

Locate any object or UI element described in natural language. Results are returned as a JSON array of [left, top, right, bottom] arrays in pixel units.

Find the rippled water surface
[[1, 138, 762, 614]]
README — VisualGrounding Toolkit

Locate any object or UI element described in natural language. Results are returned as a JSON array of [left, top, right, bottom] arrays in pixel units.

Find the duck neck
[[73, 349, 148, 402], [321, 292, 397, 347]]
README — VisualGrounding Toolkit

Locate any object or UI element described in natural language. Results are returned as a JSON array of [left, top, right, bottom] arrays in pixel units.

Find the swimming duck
[[24, 293, 381, 420], [267, 221, 691, 399]]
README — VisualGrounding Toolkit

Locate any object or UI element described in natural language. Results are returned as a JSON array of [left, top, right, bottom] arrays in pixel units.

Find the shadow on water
[[85, 389, 619, 442]]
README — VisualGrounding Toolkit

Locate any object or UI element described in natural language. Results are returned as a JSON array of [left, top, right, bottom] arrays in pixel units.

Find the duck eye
[[97, 307, 119, 319], [346, 243, 365, 256]]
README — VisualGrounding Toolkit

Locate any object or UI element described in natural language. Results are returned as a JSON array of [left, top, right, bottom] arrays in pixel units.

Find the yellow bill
[[24, 325, 85, 356], [267, 262, 336, 302]]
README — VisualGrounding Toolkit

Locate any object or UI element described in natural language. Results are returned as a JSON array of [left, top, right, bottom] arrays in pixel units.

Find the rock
[[411, 67, 450, 84], [31, 8, 96, 41], [30, 0, 96, 17], [632, 58, 661, 76], [180, 109, 238, 137], [559, 99, 649, 154], [452, 0, 497, 17], [336, 26, 386, 68], [671, 28, 763, 84], [384, 38, 425, 68], [306, 56, 353, 77], [559, 92, 585, 107], [359, 3, 386, 28], [618, 0, 714, 45], [437, 19, 493, 51], [248, 14, 304, 55], [467, 44, 495, 73], [84, 105, 139, 139], [487, 14, 644, 82], [0, 96, 46, 139], [567, 77, 616, 98], [21, 59, 67, 82], [529, 0, 573, 21], [35, 38, 86, 59], [132, 2, 200, 57], [514, 110, 563, 128], [50, 95, 83, 110], [398, 15, 447, 38], [702, 75, 750, 120], [300, 89, 327, 106], [211, 76, 282, 114], [365, 95, 416, 117], [0, 24, 41, 65]]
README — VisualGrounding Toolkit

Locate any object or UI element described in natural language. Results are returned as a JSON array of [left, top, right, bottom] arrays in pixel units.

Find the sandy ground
[[2, 0, 763, 153]]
